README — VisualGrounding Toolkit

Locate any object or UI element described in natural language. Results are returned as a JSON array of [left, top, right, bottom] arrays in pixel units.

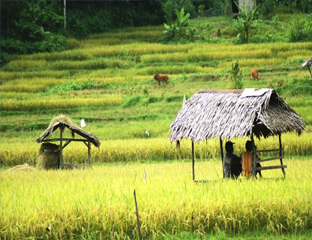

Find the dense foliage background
[[1, 0, 311, 63]]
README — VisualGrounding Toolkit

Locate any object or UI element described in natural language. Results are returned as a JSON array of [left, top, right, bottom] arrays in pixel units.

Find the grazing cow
[[153, 74, 169, 85], [251, 69, 259, 80]]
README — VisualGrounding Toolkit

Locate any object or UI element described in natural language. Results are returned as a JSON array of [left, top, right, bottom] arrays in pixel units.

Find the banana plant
[[163, 7, 190, 41], [235, 2, 260, 43], [175, 7, 190, 28]]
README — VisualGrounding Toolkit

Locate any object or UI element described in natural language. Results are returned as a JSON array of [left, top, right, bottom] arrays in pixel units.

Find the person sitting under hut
[[223, 141, 242, 179], [241, 140, 263, 178]]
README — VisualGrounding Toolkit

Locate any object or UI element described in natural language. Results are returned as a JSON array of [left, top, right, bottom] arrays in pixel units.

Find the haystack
[[36, 143, 59, 170], [6, 163, 36, 172]]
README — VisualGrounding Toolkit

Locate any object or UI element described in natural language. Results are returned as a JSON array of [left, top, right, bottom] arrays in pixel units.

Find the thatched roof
[[170, 88, 305, 142], [37, 115, 101, 147]]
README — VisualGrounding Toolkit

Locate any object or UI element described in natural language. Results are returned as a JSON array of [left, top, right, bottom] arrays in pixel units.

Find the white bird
[[145, 130, 149, 137], [80, 119, 86, 128]]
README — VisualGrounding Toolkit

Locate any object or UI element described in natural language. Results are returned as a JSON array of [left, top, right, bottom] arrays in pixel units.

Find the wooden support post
[[219, 138, 224, 178], [88, 139, 91, 166], [64, 0, 66, 29], [279, 133, 286, 178], [192, 141, 195, 181], [133, 190, 142, 240], [251, 134, 256, 178], [59, 126, 64, 169]]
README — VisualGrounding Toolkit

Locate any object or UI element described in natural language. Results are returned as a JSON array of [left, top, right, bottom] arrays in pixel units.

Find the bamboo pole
[[133, 190, 142, 240], [279, 133, 286, 178], [192, 141, 195, 181], [251, 134, 256, 178], [256, 165, 287, 171], [59, 126, 64, 169], [257, 156, 284, 163], [88, 139, 91, 166]]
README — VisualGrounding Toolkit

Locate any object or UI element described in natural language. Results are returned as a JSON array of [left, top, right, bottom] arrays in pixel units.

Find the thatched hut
[[170, 88, 305, 181], [36, 115, 101, 169]]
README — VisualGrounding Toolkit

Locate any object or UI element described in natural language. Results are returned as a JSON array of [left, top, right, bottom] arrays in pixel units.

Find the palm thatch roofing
[[37, 115, 101, 147], [170, 88, 305, 143]]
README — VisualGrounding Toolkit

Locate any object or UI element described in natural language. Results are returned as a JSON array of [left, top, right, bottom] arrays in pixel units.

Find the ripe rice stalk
[[2, 59, 47, 71], [18, 50, 92, 62], [0, 70, 70, 80], [1, 159, 312, 238], [218, 58, 282, 68], [137, 65, 204, 75], [0, 95, 124, 111], [50, 58, 135, 71], [86, 43, 191, 58], [1, 132, 312, 167], [6, 163, 36, 172], [0, 78, 65, 92]]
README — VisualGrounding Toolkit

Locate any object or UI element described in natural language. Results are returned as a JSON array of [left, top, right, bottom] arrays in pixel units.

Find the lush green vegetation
[[1, 14, 312, 167], [1, 12, 312, 239], [1, 0, 311, 62]]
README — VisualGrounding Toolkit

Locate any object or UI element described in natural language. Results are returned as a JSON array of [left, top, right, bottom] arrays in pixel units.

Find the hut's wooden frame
[[170, 88, 305, 181], [37, 118, 100, 169], [191, 133, 286, 182]]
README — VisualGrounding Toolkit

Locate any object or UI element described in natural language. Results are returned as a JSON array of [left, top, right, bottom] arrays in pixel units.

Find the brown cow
[[251, 69, 259, 80], [153, 74, 169, 85]]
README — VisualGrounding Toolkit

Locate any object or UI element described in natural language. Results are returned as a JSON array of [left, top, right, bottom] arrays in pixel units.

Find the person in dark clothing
[[223, 141, 242, 179]]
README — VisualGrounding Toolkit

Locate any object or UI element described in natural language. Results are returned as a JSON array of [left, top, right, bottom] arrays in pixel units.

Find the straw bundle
[[6, 163, 36, 172], [36, 143, 59, 170]]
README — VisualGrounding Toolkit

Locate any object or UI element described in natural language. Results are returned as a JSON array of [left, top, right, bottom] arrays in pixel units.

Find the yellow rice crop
[[3, 59, 47, 70], [0, 95, 124, 111], [0, 70, 70, 80], [137, 65, 205, 75], [18, 49, 92, 61], [218, 58, 283, 69], [0, 78, 66, 92], [0, 159, 311, 239], [1, 132, 311, 167], [84, 43, 191, 58], [50, 58, 135, 70]]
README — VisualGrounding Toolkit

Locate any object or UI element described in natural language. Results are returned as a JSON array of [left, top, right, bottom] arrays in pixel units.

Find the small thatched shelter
[[170, 88, 305, 180], [36, 115, 101, 169]]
